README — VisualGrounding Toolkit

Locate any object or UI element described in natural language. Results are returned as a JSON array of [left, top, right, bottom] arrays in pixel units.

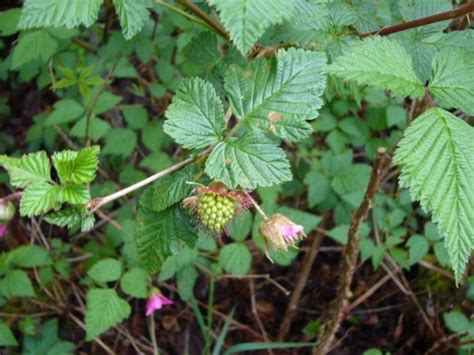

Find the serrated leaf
[[225, 49, 327, 142], [19, 0, 103, 29], [0, 151, 51, 188], [103, 128, 137, 157], [0, 322, 18, 347], [61, 184, 90, 205], [164, 77, 225, 149], [11, 30, 58, 69], [443, 311, 470, 334], [11, 245, 52, 268], [205, 131, 292, 189], [88, 258, 122, 283], [151, 168, 194, 212], [218, 243, 251, 275], [394, 108, 474, 281], [429, 48, 474, 115], [23, 319, 74, 355], [136, 190, 198, 273], [20, 182, 62, 217], [45, 99, 84, 125], [112, 0, 149, 40], [0, 269, 35, 298], [208, 0, 297, 55], [45, 207, 83, 229], [330, 36, 425, 98], [120, 268, 149, 299], [52, 146, 100, 184], [85, 288, 131, 340]]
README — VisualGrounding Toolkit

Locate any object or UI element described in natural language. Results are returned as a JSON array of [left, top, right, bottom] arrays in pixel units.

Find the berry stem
[[244, 191, 268, 220]]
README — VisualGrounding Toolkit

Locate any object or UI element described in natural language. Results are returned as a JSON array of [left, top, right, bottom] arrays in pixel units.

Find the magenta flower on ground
[[0, 224, 6, 239], [146, 292, 173, 316], [259, 214, 306, 252]]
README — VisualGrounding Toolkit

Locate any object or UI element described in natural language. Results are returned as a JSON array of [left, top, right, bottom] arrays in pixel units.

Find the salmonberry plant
[[0, 0, 474, 353]]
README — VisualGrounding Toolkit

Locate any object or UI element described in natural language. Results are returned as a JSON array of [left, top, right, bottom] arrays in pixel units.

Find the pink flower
[[0, 224, 6, 239], [146, 292, 173, 316], [259, 214, 306, 251]]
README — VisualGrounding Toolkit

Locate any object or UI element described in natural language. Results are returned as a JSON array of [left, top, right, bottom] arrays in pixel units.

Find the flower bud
[[146, 288, 173, 316], [0, 201, 15, 224], [259, 214, 305, 251]]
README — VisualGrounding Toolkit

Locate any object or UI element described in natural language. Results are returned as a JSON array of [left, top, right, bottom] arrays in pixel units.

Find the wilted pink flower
[[259, 214, 306, 251], [0, 225, 6, 239], [146, 290, 173, 316]]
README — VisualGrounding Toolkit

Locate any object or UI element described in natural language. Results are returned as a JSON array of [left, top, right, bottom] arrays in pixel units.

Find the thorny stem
[[313, 147, 391, 355], [360, 2, 474, 37]]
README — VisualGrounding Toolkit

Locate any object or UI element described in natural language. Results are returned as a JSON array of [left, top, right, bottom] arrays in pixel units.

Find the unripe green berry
[[197, 193, 236, 232]]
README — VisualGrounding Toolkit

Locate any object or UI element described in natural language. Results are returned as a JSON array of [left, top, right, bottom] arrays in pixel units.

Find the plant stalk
[[312, 147, 391, 355]]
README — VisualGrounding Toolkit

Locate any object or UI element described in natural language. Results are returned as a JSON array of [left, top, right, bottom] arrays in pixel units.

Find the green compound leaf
[[151, 167, 194, 212], [205, 131, 292, 189], [0, 269, 35, 298], [120, 268, 149, 299], [112, 0, 150, 40], [164, 77, 226, 150], [225, 48, 327, 142], [11, 30, 58, 69], [61, 184, 91, 205], [136, 189, 198, 274], [330, 36, 425, 98], [0, 151, 51, 188], [88, 258, 123, 284], [0, 321, 18, 347], [85, 288, 131, 340], [52, 146, 100, 184], [20, 182, 62, 217], [18, 0, 103, 29], [429, 48, 474, 115], [218, 243, 251, 276], [45, 206, 85, 230], [394, 108, 474, 281], [208, 0, 297, 55]]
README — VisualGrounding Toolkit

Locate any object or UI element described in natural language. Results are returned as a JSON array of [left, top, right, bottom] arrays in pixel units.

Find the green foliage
[[136, 189, 198, 273], [218, 243, 251, 275], [85, 288, 131, 340], [0, 322, 18, 347], [208, 0, 297, 55], [19, 0, 103, 29], [225, 49, 327, 142], [205, 132, 292, 189], [429, 48, 474, 115], [22, 319, 74, 354], [150, 168, 194, 212], [330, 36, 425, 98], [0, 151, 51, 188], [112, 0, 150, 40], [52, 146, 100, 184], [120, 268, 149, 298], [164, 77, 226, 149], [88, 258, 123, 283], [11, 30, 58, 69], [394, 108, 474, 281]]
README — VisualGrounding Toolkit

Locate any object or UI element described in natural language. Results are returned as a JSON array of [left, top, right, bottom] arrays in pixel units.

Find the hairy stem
[[313, 147, 391, 355], [154, 0, 214, 33], [87, 156, 196, 212], [361, 3, 474, 37]]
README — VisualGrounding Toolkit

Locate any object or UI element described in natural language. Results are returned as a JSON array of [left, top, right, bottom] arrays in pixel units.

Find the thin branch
[[278, 220, 326, 341], [313, 147, 391, 355], [87, 156, 195, 212], [84, 54, 122, 146], [175, 0, 229, 41], [361, 3, 474, 37]]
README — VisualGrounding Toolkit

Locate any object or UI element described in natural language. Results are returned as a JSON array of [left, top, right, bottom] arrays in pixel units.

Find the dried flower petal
[[259, 214, 306, 251]]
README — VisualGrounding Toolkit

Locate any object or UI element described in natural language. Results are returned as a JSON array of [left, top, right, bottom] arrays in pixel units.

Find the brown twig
[[313, 148, 391, 355], [249, 280, 273, 355], [360, 3, 474, 37], [277, 220, 327, 340], [175, 0, 229, 41]]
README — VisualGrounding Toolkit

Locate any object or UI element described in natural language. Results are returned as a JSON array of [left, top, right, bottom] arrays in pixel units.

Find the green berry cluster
[[197, 193, 235, 232]]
